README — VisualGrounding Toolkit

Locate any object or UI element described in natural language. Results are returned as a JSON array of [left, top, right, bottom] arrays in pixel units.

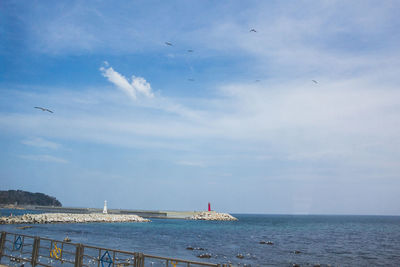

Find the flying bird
[[165, 42, 173, 46], [312, 80, 318, 84], [250, 29, 257, 33], [187, 49, 194, 52], [188, 78, 195, 82], [34, 107, 53, 113], [255, 79, 261, 82]]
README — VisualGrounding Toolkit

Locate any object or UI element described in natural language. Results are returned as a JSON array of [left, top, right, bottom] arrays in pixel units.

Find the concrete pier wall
[[0, 205, 199, 219]]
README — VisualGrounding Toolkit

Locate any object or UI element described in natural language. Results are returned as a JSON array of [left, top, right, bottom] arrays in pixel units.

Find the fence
[[0, 232, 230, 267]]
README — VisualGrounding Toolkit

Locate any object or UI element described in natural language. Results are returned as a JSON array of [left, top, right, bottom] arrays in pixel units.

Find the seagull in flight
[[312, 80, 318, 84], [165, 42, 173, 46], [187, 49, 194, 52], [250, 29, 257, 33], [34, 107, 53, 113], [188, 78, 195, 82]]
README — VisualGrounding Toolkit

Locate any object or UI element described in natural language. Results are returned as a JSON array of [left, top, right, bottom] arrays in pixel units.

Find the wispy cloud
[[19, 154, 68, 164], [3, 73, 400, 172], [176, 161, 206, 167], [100, 62, 154, 100], [21, 137, 60, 149]]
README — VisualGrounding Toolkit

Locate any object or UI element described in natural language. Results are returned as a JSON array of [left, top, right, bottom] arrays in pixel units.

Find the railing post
[[140, 253, 144, 267], [74, 244, 84, 267], [31, 236, 40, 267], [0, 232, 6, 262], [133, 252, 144, 267], [134, 252, 138, 267]]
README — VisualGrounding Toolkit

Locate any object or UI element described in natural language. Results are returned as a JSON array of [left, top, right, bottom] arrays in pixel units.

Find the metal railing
[[0, 232, 230, 267]]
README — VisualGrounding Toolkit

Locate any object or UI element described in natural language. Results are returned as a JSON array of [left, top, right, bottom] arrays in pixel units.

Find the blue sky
[[1, 1, 400, 215]]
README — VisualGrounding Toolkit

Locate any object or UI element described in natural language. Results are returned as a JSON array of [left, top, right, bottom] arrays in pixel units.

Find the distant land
[[0, 190, 62, 207]]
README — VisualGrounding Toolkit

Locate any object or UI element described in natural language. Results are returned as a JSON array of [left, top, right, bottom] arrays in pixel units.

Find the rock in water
[[197, 253, 212, 259], [16, 225, 32, 230]]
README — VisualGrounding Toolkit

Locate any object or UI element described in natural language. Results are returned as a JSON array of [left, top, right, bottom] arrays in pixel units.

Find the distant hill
[[0, 190, 62, 206]]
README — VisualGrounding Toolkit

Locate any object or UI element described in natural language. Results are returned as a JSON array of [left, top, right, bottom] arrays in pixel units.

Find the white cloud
[[21, 137, 60, 149], [131, 76, 153, 98], [3, 71, 400, 174], [19, 154, 68, 164], [100, 64, 154, 100]]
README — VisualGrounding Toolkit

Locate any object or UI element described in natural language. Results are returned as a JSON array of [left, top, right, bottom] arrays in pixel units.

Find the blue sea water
[[1, 209, 400, 266]]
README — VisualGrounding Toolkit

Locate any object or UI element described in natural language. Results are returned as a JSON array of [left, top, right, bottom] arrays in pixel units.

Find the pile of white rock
[[0, 213, 150, 224], [188, 211, 238, 221]]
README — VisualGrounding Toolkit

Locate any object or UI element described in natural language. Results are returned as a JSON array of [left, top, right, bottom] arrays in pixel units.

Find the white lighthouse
[[103, 200, 108, 214]]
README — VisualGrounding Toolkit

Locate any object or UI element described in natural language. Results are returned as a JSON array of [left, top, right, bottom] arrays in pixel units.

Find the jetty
[[0, 204, 237, 220], [0, 212, 237, 224], [0, 213, 149, 224]]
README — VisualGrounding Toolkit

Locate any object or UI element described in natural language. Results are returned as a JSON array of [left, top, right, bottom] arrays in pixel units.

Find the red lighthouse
[[208, 202, 211, 211]]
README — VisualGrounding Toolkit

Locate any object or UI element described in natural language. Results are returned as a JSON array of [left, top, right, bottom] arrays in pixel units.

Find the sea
[[1, 209, 400, 267]]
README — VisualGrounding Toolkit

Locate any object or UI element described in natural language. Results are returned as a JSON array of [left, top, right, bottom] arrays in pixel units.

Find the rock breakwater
[[0, 213, 150, 224], [187, 211, 238, 221]]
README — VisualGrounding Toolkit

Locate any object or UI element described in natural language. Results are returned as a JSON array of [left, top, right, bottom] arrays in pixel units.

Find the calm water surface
[[1, 209, 400, 266]]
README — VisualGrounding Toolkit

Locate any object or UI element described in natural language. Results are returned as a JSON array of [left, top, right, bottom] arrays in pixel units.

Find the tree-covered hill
[[0, 190, 62, 206]]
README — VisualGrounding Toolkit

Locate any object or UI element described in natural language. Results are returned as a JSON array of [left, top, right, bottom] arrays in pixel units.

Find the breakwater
[[0, 205, 169, 218], [1, 205, 238, 220], [0, 213, 149, 224], [187, 211, 238, 221]]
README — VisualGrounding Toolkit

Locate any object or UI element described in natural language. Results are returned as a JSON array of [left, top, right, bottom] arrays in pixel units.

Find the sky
[[1, 0, 400, 215]]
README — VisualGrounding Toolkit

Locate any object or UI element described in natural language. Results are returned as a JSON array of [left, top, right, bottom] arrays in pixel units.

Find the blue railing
[[0, 232, 229, 267]]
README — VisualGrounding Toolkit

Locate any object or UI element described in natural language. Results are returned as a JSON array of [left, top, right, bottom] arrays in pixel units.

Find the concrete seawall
[[1, 205, 171, 218]]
